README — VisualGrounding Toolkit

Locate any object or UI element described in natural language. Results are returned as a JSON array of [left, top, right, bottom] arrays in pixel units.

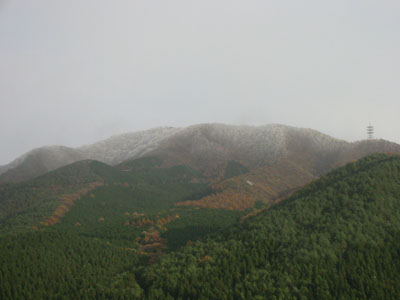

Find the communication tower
[[367, 124, 374, 139]]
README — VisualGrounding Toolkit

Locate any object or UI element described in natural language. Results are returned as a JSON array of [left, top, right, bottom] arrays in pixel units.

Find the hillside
[[0, 159, 117, 233], [79, 127, 182, 165], [142, 154, 400, 299], [0, 156, 242, 249], [0, 127, 179, 184], [1, 154, 400, 299], [2, 124, 400, 213], [4, 123, 400, 186], [0, 146, 85, 184], [177, 159, 316, 210]]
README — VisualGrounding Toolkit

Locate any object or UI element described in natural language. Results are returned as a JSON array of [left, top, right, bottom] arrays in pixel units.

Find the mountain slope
[[141, 154, 400, 299], [147, 124, 400, 210], [177, 158, 317, 210], [2, 154, 400, 299], [79, 127, 181, 165], [148, 124, 290, 174], [0, 159, 118, 233], [0, 146, 85, 184], [0, 127, 180, 184], [2, 124, 400, 191], [0, 155, 241, 250]]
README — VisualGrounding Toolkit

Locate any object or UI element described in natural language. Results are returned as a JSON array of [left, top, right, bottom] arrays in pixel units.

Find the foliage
[[0, 160, 113, 233], [224, 160, 249, 179], [141, 154, 400, 299], [0, 231, 144, 299], [2, 154, 400, 299]]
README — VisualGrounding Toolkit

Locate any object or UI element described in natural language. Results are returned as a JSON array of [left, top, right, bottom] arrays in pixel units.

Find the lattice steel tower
[[367, 124, 374, 139]]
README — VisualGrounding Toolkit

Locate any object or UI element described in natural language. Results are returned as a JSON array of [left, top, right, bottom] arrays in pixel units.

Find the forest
[[1, 154, 400, 299]]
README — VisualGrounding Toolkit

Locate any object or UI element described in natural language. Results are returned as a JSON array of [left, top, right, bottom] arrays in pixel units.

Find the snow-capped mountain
[[1, 123, 399, 183]]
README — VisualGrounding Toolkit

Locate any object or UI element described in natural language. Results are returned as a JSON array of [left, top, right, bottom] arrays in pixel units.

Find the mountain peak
[[2, 123, 400, 184]]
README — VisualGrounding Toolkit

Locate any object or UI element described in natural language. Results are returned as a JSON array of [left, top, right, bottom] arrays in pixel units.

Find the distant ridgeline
[[1, 153, 400, 299], [2, 124, 400, 186]]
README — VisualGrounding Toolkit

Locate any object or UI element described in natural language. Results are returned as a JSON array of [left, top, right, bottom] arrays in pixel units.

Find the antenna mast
[[367, 124, 374, 139]]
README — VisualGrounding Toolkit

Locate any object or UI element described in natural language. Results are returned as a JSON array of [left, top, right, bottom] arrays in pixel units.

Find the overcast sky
[[1, 1, 399, 164]]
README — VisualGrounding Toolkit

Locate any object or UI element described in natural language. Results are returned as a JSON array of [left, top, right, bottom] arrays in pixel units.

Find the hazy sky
[[1, 1, 400, 164]]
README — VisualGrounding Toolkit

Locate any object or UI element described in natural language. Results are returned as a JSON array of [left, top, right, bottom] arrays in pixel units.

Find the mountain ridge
[[1, 123, 399, 185]]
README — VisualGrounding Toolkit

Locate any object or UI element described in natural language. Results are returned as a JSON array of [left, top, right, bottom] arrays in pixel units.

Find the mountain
[[0, 127, 180, 184], [79, 126, 181, 165], [141, 153, 400, 299], [0, 159, 116, 232], [2, 124, 400, 212], [2, 154, 400, 299], [334, 138, 400, 166], [0, 146, 85, 184], [146, 124, 400, 210], [0, 155, 236, 240], [3, 123, 399, 185], [149, 124, 348, 174]]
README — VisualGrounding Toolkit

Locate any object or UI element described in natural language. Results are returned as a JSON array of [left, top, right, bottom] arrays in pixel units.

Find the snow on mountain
[[0, 146, 86, 183], [79, 127, 182, 165], [148, 123, 350, 174], [1, 123, 399, 183]]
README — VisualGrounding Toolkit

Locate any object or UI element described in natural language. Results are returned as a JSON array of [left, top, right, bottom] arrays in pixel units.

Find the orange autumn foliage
[[177, 188, 257, 211], [129, 214, 179, 229], [43, 180, 104, 226], [240, 208, 266, 223], [136, 227, 168, 263], [200, 255, 211, 263], [177, 159, 316, 211], [132, 212, 145, 217]]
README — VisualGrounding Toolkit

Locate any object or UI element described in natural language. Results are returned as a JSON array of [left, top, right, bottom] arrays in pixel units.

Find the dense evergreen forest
[[1, 154, 400, 299]]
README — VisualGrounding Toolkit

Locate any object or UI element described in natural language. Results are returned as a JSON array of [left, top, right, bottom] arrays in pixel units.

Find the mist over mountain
[[79, 127, 182, 165], [1, 123, 399, 185], [0, 146, 86, 184], [2, 1, 400, 298]]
